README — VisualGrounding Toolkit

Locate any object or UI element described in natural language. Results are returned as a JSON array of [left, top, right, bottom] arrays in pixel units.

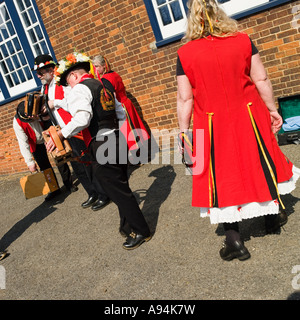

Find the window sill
[[154, 33, 185, 48]]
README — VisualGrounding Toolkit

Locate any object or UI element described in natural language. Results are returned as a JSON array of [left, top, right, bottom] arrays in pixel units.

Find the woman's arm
[[177, 75, 194, 132], [250, 53, 282, 133]]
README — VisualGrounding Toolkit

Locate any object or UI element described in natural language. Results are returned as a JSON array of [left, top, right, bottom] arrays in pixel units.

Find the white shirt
[[13, 117, 44, 167], [60, 83, 93, 139], [60, 82, 126, 139]]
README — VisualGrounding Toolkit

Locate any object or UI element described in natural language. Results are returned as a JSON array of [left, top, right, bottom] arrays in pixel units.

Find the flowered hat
[[33, 54, 56, 71], [54, 51, 91, 86]]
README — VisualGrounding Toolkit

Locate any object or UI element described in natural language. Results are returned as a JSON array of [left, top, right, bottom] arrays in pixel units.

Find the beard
[[40, 71, 53, 85]]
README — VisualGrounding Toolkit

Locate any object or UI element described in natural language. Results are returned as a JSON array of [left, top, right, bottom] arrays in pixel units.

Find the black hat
[[16, 101, 32, 123], [59, 61, 90, 86], [33, 54, 56, 71]]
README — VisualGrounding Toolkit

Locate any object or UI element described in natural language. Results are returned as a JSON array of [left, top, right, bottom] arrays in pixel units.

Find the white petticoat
[[200, 166, 300, 224]]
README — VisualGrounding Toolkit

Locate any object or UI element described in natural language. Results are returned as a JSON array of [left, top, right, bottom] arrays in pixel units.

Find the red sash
[[16, 118, 37, 153]]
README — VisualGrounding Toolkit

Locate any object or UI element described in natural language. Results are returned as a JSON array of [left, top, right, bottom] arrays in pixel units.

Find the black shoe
[[119, 223, 132, 238], [219, 240, 251, 261], [91, 198, 111, 211], [0, 250, 8, 261], [70, 185, 79, 193], [265, 210, 288, 234], [65, 184, 78, 193], [44, 189, 61, 201], [81, 195, 98, 208], [122, 232, 152, 250]]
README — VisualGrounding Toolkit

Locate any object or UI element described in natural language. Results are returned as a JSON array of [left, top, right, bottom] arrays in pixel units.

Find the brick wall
[[0, 0, 299, 175]]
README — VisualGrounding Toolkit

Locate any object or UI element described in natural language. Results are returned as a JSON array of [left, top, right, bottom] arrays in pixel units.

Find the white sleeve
[[115, 96, 126, 120], [13, 118, 35, 167], [60, 84, 93, 138]]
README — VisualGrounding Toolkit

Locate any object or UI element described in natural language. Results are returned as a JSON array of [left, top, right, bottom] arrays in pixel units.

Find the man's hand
[[47, 100, 55, 110], [45, 129, 64, 153], [25, 114, 40, 121], [28, 163, 38, 173]]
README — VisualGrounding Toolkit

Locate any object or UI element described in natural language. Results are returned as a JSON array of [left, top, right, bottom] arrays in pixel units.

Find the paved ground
[[0, 144, 299, 301]]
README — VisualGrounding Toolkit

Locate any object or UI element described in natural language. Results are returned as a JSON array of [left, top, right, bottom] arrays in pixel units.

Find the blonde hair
[[185, 0, 239, 41]]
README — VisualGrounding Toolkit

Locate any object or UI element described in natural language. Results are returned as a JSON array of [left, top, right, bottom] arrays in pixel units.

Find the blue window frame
[[0, 0, 55, 106], [144, 0, 294, 47]]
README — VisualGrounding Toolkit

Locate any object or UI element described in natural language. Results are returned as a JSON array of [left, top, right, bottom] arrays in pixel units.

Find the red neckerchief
[[44, 84, 49, 94], [80, 74, 94, 83]]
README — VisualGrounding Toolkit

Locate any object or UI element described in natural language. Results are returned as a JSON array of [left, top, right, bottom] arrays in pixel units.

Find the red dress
[[178, 33, 294, 215], [102, 71, 150, 149]]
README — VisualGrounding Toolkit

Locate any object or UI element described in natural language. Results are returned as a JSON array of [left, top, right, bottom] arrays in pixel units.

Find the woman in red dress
[[92, 55, 150, 155], [177, 0, 299, 261]]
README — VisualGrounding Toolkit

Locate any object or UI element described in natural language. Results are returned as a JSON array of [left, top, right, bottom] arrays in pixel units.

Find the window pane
[[13, 38, 22, 51], [18, 52, 27, 65], [159, 6, 172, 26], [28, 28, 37, 43], [16, 0, 26, 12], [6, 58, 14, 71], [25, 0, 31, 8], [6, 75, 14, 88], [1, 61, 8, 74], [35, 25, 43, 40], [22, 12, 31, 27], [40, 41, 48, 54], [34, 43, 42, 55], [7, 41, 15, 54], [170, 1, 183, 22], [24, 66, 33, 80], [156, 0, 166, 5], [0, 44, 9, 58], [0, 6, 9, 22], [7, 21, 16, 36], [28, 8, 37, 24], [18, 69, 26, 83], [1, 26, 9, 40], [11, 72, 20, 85], [12, 55, 21, 69]]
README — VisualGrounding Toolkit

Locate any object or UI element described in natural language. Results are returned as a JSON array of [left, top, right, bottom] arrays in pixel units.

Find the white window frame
[[0, 0, 54, 105], [14, 0, 51, 57], [219, 0, 269, 17], [0, 1, 36, 99], [144, 0, 293, 47], [152, 0, 188, 39]]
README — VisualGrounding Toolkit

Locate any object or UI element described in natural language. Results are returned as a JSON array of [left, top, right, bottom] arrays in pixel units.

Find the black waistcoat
[[80, 78, 118, 138]]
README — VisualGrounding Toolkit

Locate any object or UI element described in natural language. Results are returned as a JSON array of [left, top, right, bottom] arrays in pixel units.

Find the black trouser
[[89, 130, 150, 236], [32, 143, 59, 188], [33, 143, 72, 189], [41, 119, 73, 188], [68, 136, 108, 199]]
